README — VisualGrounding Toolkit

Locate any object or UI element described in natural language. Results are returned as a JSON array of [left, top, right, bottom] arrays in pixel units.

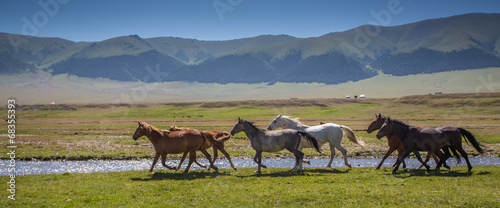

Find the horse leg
[[149, 153, 160, 172], [287, 147, 304, 173], [440, 147, 452, 170], [395, 145, 406, 169], [413, 151, 430, 171], [161, 154, 175, 170], [298, 146, 310, 165], [218, 147, 237, 170], [253, 151, 267, 169], [200, 148, 218, 172], [376, 146, 397, 170], [326, 144, 336, 168], [417, 152, 432, 169], [456, 147, 473, 171], [183, 150, 197, 174], [212, 146, 218, 164], [176, 151, 189, 171], [254, 151, 263, 174], [336, 143, 352, 168], [393, 150, 412, 174]]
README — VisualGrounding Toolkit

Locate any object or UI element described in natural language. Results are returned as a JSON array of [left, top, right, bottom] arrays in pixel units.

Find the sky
[[1, 0, 499, 42]]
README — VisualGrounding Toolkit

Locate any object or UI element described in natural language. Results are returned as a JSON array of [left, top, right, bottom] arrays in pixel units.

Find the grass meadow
[[1, 92, 499, 207], [2, 166, 499, 207]]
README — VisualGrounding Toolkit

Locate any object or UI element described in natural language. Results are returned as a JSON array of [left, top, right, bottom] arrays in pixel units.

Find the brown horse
[[132, 122, 218, 174], [368, 114, 455, 170], [169, 126, 237, 171]]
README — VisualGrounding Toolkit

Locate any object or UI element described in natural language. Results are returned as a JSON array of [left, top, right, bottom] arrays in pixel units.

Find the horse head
[[367, 113, 384, 134], [376, 117, 393, 139], [230, 117, 245, 136], [267, 114, 285, 130], [133, 121, 150, 140]]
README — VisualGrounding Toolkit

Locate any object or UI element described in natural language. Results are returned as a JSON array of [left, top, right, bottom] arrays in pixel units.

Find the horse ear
[[378, 113, 382, 118], [387, 117, 391, 122], [278, 114, 282, 118]]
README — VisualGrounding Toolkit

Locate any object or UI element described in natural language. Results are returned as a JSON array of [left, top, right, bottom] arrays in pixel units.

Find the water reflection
[[1, 157, 499, 176]]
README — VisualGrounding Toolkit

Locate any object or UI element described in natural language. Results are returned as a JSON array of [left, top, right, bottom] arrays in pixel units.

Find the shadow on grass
[[130, 170, 230, 181], [236, 168, 350, 178], [390, 168, 486, 178]]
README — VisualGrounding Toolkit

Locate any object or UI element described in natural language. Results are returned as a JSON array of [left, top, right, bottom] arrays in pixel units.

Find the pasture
[[1, 92, 500, 207], [2, 166, 499, 207], [3, 92, 499, 161]]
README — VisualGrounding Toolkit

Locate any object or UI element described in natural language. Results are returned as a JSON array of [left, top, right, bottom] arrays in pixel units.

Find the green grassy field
[[2, 92, 499, 160], [1, 166, 499, 207], [1, 92, 499, 207]]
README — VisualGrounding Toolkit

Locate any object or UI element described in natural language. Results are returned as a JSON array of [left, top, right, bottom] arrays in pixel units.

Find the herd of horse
[[132, 114, 485, 174]]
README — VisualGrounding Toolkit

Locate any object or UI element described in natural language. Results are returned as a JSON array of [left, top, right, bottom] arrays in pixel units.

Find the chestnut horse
[[132, 122, 218, 174], [169, 126, 237, 171]]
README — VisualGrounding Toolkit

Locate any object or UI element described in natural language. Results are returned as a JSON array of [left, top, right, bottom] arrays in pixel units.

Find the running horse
[[231, 117, 321, 174], [376, 117, 484, 174], [169, 126, 237, 171], [267, 115, 364, 168], [367, 114, 454, 170], [132, 122, 219, 174]]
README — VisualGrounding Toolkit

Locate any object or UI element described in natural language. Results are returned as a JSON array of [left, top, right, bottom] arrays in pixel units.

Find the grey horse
[[230, 117, 321, 174]]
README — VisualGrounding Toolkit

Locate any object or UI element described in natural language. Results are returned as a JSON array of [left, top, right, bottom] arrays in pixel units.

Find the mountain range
[[1, 13, 499, 84]]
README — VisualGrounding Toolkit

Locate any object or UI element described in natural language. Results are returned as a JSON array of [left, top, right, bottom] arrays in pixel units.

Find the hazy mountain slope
[[1, 13, 499, 83], [145, 35, 297, 64], [51, 35, 184, 82]]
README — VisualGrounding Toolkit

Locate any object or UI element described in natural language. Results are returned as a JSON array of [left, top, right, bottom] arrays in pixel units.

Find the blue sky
[[1, 0, 499, 42]]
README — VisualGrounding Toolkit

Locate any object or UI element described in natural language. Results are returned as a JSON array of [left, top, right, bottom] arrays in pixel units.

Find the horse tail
[[212, 131, 231, 143], [339, 125, 365, 148], [200, 131, 224, 148], [298, 131, 322, 154], [457, 128, 485, 153]]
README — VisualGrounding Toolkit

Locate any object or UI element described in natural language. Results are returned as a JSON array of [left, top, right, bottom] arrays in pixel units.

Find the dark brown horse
[[169, 126, 237, 171], [367, 114, 449, 170], [132, 122, 218, 174], [376, 118, 484, 174]]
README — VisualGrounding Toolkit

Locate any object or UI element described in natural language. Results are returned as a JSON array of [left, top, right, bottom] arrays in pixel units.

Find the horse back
[[154, 130, 205, 154]]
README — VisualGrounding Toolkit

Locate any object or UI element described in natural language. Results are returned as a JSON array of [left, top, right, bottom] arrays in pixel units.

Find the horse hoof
[[392, 170, 398, 174], [255, 170, 261, 174], [375, 167, 380, 170]]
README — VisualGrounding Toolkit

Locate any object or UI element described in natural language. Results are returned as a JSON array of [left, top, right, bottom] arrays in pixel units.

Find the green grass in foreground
[[2, 166, 499, 207]]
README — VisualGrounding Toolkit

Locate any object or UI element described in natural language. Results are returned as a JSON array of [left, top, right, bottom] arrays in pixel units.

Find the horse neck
[[284, 118, 309, 130], [391, 121, 410, 140], [242, 122, 263, 140], [143, 127, 164, 145]]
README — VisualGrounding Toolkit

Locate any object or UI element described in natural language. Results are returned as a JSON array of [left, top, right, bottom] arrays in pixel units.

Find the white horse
[[267, 115, 365, 168]]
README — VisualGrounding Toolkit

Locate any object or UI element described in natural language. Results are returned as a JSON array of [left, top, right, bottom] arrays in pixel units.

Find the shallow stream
[[1, 157, 499, 176]]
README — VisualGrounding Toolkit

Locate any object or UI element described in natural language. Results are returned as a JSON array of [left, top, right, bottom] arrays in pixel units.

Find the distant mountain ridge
[[1, 13, 499, 84]]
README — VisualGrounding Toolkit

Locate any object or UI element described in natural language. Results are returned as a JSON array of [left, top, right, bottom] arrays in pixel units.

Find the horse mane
[[242, 119, 266, 132], [281, 115, 308, 128], [142, 122, 170, 137], [389, 118, 410, 127]]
